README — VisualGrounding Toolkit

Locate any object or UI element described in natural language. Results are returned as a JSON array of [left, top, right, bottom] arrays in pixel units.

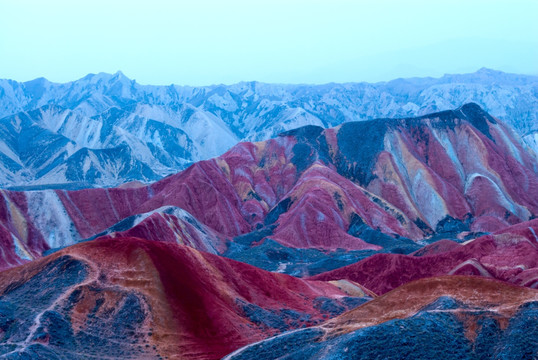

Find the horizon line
[[3, 67, 538, 88]]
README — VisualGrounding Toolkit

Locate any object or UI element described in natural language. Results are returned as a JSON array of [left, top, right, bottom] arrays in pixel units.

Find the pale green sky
[[0, 0, 537, 85]]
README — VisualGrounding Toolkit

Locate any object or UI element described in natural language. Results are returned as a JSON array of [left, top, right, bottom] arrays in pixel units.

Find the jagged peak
[[23, 77, 51, 86], [458, 102, 484, 111], [80, 71, 132, 85], [111, 70, 132, 83], [457, 102, 495, 122], [279, 124, 325, 139], [475, 67, 502, 75]]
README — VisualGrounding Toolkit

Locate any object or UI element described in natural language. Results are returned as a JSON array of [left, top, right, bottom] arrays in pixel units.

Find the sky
[[0, 0, 537, 85]]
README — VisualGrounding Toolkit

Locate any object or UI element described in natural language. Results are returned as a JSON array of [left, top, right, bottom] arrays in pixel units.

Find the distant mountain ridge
[[0, 68, 536, 187]]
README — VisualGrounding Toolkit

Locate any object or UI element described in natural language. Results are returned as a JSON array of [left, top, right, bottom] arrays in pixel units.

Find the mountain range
[[1, 103, 537, 270], [0, 104, 536, 358], [0, 75, 537, 358], [0, 68, 536, 188]]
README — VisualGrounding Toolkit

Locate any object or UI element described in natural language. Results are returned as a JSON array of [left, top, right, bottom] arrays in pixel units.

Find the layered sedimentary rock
[[0, 104, 537, 359], [0, 237, 367, 360], [225, 276, 538, 360], [312, 219, 538, 294]]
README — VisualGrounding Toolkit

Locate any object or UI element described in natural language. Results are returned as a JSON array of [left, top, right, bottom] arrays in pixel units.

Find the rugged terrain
[[1, 104, 537, 271], [0, 237, 369, 359], [0, 68, 536, 187], [0, 104, 536, 359], [225, 276, 538, 360]]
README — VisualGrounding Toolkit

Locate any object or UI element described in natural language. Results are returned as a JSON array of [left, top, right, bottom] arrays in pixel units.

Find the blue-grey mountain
[[0, 68, 536, 187]]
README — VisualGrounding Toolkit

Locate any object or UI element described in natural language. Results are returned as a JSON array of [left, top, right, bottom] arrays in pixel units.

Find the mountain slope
[[311, 219, 538, 294], [0, 237, 366, 359], [225, 276, 538, 360], [0, 105, 200, 187]]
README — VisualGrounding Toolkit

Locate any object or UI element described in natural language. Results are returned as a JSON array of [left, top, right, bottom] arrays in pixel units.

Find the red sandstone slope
[[0, 237, 366, 360], [311, 219, 538, 294], [0, 190, 48, 268], [320, 276, 538, 337], [267, 163, 417, 250], [89, 206, 228, 254], [225, 275, 538, 360]]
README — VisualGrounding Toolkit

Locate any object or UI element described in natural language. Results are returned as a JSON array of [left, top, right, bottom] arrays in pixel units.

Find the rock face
[[0, 237, 367, 360], [0, 104, 537, 274], [224, 276, 538, 360], [0, 68, 536, 187]]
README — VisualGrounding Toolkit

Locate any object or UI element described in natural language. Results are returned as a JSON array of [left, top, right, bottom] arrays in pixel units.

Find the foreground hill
[[0, 237, 368, 359], [0, 68, 536, 187], [0, 104, 537, 276], [225, 276, 538, 360]]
